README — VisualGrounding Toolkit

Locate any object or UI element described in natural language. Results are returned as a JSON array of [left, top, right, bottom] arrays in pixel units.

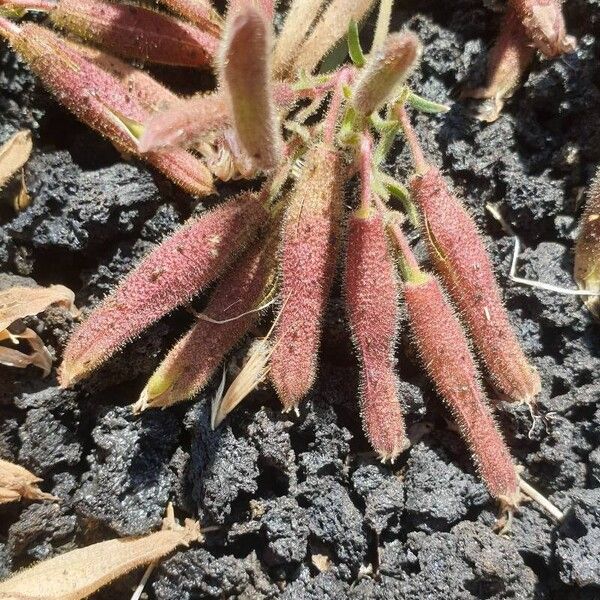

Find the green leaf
[[405, 90, 450, 114], [347, 18, 365, 68], [383, 175, 420, 226]]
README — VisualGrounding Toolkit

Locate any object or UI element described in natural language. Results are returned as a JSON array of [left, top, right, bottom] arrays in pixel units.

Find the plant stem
[[359, 133, 374, 212], [519, 477, 565, 522], [394, 103, 428, 175], [323, 68, 351, 146]]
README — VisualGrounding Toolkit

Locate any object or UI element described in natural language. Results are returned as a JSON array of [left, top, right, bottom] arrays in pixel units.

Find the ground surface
[[1, 1, 600, 598]]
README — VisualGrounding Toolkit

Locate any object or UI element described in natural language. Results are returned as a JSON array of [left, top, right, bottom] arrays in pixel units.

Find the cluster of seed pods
[[0, 0, 550, 515]]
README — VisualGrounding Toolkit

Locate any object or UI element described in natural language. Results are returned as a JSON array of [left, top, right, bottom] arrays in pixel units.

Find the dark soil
[[1, 1, 600, 598]]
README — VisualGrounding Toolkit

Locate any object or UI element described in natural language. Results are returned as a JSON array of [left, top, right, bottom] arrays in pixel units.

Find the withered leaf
[[12, 170, 31, 212], [0, 284, 78, 333], [0, 130, 32, 189], [0, 459, 57, 504], [0, 327, 53, 376], [0, 517, 202, 600]]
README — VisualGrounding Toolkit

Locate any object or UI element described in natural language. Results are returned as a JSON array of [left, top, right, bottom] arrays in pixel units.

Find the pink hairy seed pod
[[72, 42, 178, 113], [410, 168, 541, 404], [390, 224, 520, 505], [344, 208, 408, 462], [269, 144, 345, 409], [219, 4, 282, 171], [575, 169, 600, 318], [352, 31, 422, 117], [157, 0, 222, 36], [136, 233, 277, 411], [404, 275, 520, 505], [462, 9, 535, 123], [508, 0, 576, 58], [59, 193, 268, 386], [49, 0, 219, 67], [4, 23, 214, 195], [138, 93, 230, 153]]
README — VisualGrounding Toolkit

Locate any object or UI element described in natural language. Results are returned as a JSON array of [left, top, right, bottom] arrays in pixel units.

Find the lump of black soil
[[556, 489, 600, 588], [152, 548, 277, 599], [6, 151, 161, 253], [372, 521, 538, 599], [74, 406, 180, 535], [15, 387, 81, 476], [404, 441, 489, 533]]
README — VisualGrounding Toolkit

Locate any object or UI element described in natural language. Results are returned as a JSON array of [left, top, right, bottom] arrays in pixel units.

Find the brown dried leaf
[[0, 516, 202, 600], [0, 130, 32, 189], [12, 170, 31, 212], [0, 458, 57, 504], [0, 327, 53, 375], [0, 284, 78, 333]]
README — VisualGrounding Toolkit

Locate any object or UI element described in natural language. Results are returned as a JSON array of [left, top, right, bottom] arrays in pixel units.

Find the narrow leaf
[[136, 234, 276, 411], [4, 23, 214, 195], [390, 224, 520, 508], [0, 129, 32, 189], [0, 284, 77, 333], [0, 458, 57, 504], [139, 93, 230, 153], [347, 18, 365, 67], [0, 519, 201, 600], [344, 208, 407, 462], [405, 89, 450, 114]]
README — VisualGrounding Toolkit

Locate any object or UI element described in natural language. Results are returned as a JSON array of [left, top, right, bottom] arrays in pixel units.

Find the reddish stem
[[358, 132, 374, 212], [323, 67, 352, 146], [389, 221, 420, 274], [394, 104, 429, 175]]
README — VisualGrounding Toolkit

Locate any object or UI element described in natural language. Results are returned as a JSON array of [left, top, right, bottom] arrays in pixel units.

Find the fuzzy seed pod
[[136, 235, 276, 411], [410, 168, 541, 404], [60, 194, 267, 386], [50, 0, 219, 67], [5, 23, 214, 195], [139, 93, 230, 153], [352, 31, 422, 117], [403, 270, 520, 505], [462, 9, 534, 123], [575, 169, 600, 318], [269, 144, 345, 409], [72, 42, 178, 113], [508, 0, 576, 58], [344, 208, 407, 461], [219, 4, 282, 171]]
